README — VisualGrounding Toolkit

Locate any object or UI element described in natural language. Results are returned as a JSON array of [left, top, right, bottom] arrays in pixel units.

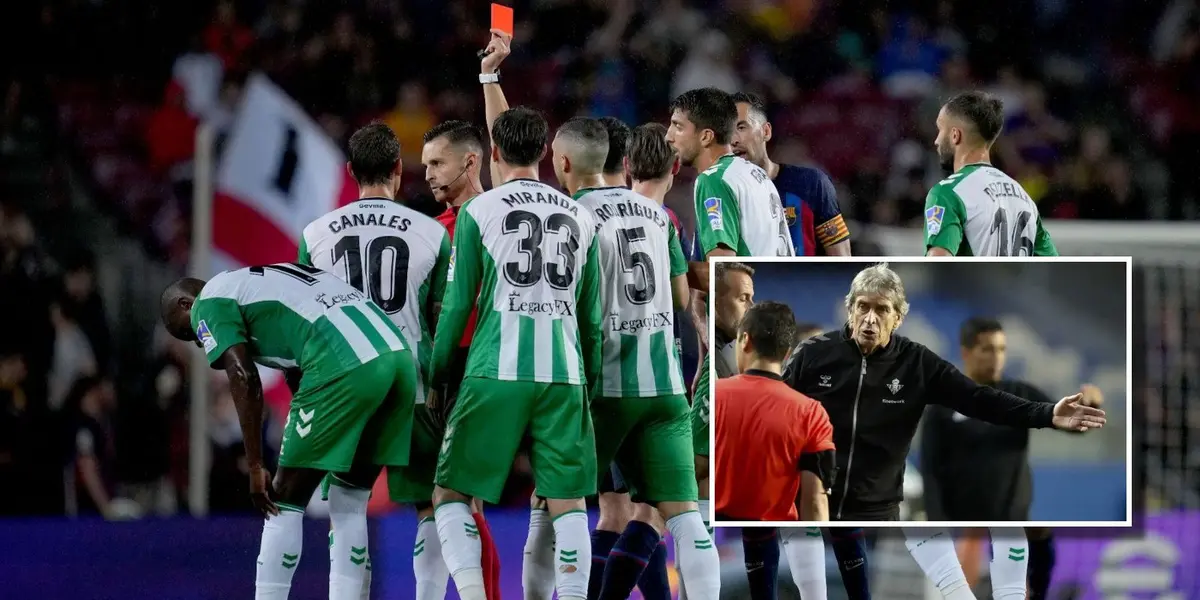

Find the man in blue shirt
[[730, 92, 851, 256]]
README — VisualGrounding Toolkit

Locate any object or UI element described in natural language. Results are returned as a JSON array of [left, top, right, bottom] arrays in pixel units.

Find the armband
[[798, 449, 837, 494]]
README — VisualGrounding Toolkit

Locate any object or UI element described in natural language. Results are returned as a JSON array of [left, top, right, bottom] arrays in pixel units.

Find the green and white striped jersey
[[191, 263, 407, 387], [574, 186, 688, 398], [298, 198, 451, 403], [429, 179, 602, 387], [694, 154, 795, 257], [924, 163, 1058, 257]]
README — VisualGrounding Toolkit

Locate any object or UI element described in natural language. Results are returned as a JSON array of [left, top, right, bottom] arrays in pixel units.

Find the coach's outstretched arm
[[925, 347, 1107, 432], [428, 208, 484, 407]]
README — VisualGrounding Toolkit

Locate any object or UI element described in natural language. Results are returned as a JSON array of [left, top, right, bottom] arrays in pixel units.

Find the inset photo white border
[[705, 255, 1134, 529]]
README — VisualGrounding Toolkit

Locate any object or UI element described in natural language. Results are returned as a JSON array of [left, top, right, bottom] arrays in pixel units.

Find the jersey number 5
[[502, 210, 581, 290], [990, 208, 1034, 256], [617, 227, 657, 305], [331, 235, 411, 314]]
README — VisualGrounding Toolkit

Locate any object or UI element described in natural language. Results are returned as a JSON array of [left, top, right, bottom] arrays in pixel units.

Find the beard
[[937, 141, 956, 174]]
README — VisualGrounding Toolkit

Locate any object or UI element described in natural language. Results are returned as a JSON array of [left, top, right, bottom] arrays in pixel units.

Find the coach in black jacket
[[783, 264, 1106, 521]]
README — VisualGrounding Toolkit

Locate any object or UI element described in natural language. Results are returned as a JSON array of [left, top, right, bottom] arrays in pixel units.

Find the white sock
[[256, 508, 305, 600], [414, 516, 451, 600], [988, 527, 1029, 600], [675, 536, 688, 600], [328, 484, 372, 600], [903, 527, 976, 600], [782, 527, 827, 600], [551, 510, 592, 600], [697, 499, 712, 534], [360, 556, 371, 600], [667, 510, 721, 600], [522, 508, 556, 600], [436, 502, 485, 600]]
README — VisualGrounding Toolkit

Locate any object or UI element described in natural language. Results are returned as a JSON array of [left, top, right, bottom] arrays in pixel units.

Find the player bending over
[[160, 266, 417, 600], [427, 105, 603, 600], [714, 301, 834, 600], [299, 122, 484, 600], [559, 118, 718, 600], [423, 119, 504, 599], [925, 91, 1058, 257], [730, 92, 851, 257]]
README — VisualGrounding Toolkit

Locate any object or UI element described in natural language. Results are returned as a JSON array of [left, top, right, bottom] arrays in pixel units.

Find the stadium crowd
[[0, 0, 1192, 524]]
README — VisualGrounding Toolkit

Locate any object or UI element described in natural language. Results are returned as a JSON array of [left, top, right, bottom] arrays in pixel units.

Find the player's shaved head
[[626, 123, 676, 182], [423, 120, 486, 155], [555, 117, 610, 174], [491, 107, 549, 167], [942, 91, 1005, 144], [598, 117, 630, 175], [730, 91, 768, 125], [160, 277, 206, 342], [348, 122, 402, 186]]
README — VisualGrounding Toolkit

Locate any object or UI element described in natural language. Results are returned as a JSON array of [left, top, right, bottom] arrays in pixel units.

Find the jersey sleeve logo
[[447, 246, 457, 282], [703, 197, 724, 231], [925, 205, 945, 236], [196, 320, 218, 353]]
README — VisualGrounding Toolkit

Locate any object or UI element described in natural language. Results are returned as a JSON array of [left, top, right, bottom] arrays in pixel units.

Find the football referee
[[782, 263, 1107, 600], [921, 317, 1104, 600]]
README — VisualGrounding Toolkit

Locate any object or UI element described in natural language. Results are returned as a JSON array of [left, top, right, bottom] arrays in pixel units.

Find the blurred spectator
[[382, 82, 436, 164], [208, 378, 248, 514], [66, 376, 117, 518], [671, 30, 743, 99], [144, 82, 198, 175], [0, 349, 29, 514], [1004, 82, 1072, 172], [588, 57, 639, 126], [877, 15, 946, 99], [59, 250, 112, 374], [47, 301, 96, 412], [202, 1, 254, 71]]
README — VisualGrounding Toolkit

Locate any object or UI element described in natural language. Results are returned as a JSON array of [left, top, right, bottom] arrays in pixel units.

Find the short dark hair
[[715, 262, 755, 292], [626, 123, 676, 182], [598, 116, 631, 174], [960, 316, 1003, 348], [730, 91, 768, 122], [347, 122, 401, 185], [491, 106, 549, 167], [555, 117, 609, 174], [669, 88, 737, 145], [739, 301, 798, 362], [943, 91, 1005, 143], [423, 120, 486, 154]]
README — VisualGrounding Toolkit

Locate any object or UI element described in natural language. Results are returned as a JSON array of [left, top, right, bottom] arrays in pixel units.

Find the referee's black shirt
[[783, 326, 1056, 521], [920, 379, 1056, 521]]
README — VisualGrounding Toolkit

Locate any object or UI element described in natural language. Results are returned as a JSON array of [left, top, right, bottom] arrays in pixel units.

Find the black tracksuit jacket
[[783, 326, 1056, 521]]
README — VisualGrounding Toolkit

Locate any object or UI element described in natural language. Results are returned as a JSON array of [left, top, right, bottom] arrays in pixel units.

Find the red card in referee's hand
[[490, 3, 514, 37]]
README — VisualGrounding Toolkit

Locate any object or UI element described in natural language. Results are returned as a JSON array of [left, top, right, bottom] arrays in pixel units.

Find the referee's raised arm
[[923, 348, 1107, 432]]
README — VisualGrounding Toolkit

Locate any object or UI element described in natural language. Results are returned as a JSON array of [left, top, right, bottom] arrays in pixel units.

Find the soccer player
[[925, 91, 1058, 257], [427, 105, 602, 600], [421, 119, 503, 599], [666, 87, 794, 288], [159, 265, 416, 600], [729, 92, 851, 256], [713, 301, 833, 600], [582, 117, 680, 600], [297, 122, 458, 600], [558, 117, 719, 600], [783, 263, 1107, 600], [921, 318, 1104, 600]]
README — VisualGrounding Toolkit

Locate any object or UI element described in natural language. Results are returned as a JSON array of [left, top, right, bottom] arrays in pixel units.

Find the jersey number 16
[[991, 208, 1035, 257]]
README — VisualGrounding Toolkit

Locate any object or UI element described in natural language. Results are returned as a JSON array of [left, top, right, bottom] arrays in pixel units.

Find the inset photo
[[708, 257, 1131, 528]]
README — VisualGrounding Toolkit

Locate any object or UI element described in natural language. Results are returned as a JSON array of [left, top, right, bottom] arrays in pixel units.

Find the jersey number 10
[[331, 235, 411, 314], [991, 208, 1035, 257]]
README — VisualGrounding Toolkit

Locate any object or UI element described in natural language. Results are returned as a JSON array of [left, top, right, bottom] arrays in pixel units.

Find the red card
[[491, 3, 514, 37]]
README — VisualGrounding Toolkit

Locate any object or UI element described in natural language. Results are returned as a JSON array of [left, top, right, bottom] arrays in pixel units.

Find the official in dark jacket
[[783, 264, 1107, 522]]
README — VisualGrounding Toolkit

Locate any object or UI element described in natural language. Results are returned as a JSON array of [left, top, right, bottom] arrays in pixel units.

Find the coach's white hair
[[844, 262, 910, 319]]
